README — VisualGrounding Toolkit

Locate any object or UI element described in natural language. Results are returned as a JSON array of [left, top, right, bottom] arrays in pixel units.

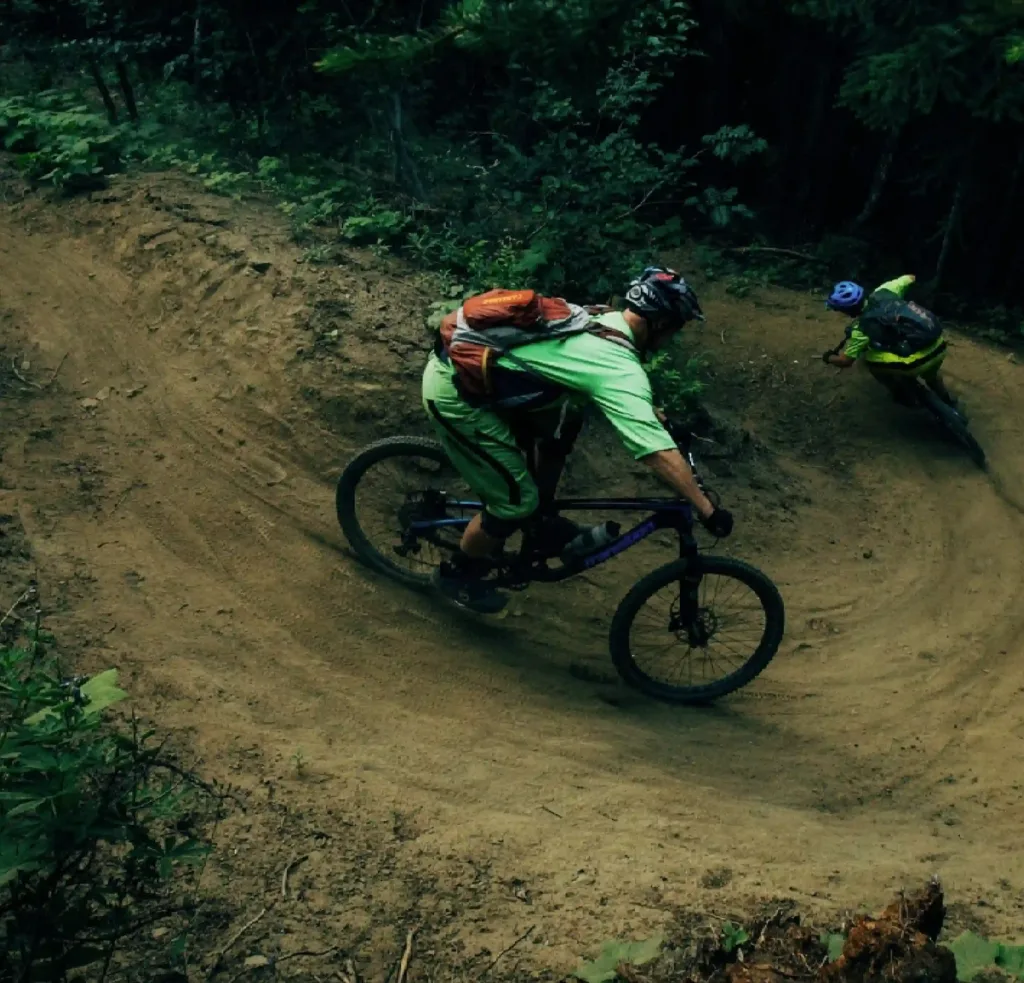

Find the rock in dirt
[[727, 964, 790, 983], [243, 954, 271, 969], [80, 398, 99, 410], [95, 386, 111, 400]]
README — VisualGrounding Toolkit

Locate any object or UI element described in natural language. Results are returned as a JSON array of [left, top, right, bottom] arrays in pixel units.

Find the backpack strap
[[587, 323, 637, 352]]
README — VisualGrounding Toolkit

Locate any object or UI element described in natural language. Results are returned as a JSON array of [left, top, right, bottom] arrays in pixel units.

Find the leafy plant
[[573, 935, 664, 983], [646, 345, 707, 420], [721, 921, 750, 954], [0, 93, 126, 191], [1, 626, 214, 981], [821, 931, 846, 962], [948, 930, 1024, 982]]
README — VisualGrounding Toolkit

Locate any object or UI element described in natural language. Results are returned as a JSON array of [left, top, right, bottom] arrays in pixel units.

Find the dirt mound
[[2, 169, 1024, 974]]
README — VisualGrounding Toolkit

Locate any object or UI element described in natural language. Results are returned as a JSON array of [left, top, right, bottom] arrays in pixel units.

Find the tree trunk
[[192, 0, 203, 89], [850, 126, 901, 231], [88, 59, 119, 125], [245, 32, 267, 140], [389, 90, 427, 201], [114, 62, 138, 122], [932, 176, 966, 291]]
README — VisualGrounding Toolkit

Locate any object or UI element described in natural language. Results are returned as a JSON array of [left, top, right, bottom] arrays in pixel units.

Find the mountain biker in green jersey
[[821, 275, 959, 410], [423, 267, 734, 614]]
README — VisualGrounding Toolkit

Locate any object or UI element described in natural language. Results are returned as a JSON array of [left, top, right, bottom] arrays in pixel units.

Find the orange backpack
[[438, 288, 635, 401]]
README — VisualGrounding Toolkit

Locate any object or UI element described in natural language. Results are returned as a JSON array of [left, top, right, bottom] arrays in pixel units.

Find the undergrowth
[[0, 586, 219, 982]]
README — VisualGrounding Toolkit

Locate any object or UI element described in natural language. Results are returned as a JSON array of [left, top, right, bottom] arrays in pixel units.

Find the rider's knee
[[480, 483, 539, 539]]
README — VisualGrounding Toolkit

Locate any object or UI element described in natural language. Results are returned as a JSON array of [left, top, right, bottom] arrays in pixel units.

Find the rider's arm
[[826, 323, 869, 367], [641, 448, 716, 520], [876, 274, 916, 298], [825, 350, 856, 368]]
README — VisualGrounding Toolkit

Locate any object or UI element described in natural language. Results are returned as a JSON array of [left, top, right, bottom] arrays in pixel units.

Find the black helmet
[[625, 267, 704, 326]]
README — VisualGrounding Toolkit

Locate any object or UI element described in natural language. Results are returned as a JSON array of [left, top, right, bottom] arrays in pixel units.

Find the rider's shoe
[[432, 560, 508, 615]]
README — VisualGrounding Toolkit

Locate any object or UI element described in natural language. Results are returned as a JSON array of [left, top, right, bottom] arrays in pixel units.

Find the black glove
[[701, 507, 734, 539], [822, 349, 837, 364]]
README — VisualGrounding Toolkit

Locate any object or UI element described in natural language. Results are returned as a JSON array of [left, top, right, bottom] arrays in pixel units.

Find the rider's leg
[[513, 404, 586, 554], [919, 351, 956, 406], [423, 356, 539, 612], [866, 363, 917, 406]]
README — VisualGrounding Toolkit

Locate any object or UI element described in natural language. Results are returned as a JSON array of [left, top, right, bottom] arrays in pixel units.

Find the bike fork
[[677, 531, 703, 627]]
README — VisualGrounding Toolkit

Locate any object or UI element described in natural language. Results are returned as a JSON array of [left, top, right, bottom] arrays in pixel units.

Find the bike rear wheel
[[336, 437, 477, 588], [918, 388, 987, 470], [609, 556, 785, 705]]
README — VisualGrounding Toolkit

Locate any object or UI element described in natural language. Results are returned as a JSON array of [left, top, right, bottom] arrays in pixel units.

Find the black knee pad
[[480, 510, 529, 539]]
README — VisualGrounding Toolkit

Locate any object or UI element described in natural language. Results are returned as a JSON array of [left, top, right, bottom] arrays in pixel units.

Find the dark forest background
[[2, 0, 1023, 326]]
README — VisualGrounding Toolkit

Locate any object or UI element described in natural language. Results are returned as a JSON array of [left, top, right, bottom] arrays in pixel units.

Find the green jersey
[[490, 311, 677, 460]]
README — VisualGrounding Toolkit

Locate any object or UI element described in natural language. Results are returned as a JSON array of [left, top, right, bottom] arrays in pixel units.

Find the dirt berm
[[1, 171, 1023, 977]]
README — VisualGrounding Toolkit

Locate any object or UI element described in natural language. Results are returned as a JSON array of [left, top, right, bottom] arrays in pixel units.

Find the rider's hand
[[654, 407, 668, 425], [701, 507, 734, 539], [821, 349, 837, 365]]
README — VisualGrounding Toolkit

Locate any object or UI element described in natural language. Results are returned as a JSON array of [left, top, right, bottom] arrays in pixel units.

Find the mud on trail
[[2, 172, 1024, 975]]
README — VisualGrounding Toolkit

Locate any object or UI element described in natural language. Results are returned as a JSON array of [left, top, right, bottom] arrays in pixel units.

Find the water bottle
[[561, 521, 621, 562]]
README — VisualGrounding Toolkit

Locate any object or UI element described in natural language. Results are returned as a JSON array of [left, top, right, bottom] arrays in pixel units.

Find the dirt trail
[[2, 173, 1023, 970]]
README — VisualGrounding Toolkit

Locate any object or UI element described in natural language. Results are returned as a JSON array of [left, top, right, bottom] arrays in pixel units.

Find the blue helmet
[[826, 281, 865, 312]]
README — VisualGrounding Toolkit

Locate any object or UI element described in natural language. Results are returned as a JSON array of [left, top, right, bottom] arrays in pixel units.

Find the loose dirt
[[1, 171, 1023, 978]]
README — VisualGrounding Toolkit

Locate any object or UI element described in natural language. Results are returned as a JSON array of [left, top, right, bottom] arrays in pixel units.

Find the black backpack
[[857, 289, 942, 357]]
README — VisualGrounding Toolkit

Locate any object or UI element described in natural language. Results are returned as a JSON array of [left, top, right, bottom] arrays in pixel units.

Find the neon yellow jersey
[[843, 275, 924, 361]]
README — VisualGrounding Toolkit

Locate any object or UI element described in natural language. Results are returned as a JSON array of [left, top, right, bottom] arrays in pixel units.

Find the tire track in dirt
[[2, 176, 1024, 963]]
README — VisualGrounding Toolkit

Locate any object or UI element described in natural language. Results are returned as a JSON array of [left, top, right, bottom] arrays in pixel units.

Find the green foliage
[[573, 935, 664, 983], [948, 931, 1024, 981], [0, 92, 125, 191], [821, 932, 846, 962], [646, 345, 707, 419], [1, 630, 212, 981], [309, 0, 763, 299], [794, 0, 1024, 127], [721, 922, 750, 954]]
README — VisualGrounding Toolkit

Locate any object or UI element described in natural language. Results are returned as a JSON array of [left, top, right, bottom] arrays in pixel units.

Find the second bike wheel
[[609, 556, 785, 705], [336, 436, 479, 588], [919, 389, 987, 470]]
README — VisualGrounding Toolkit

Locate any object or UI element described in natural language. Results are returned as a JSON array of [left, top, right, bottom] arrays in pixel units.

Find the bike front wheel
[[609, 556, 785, 705]]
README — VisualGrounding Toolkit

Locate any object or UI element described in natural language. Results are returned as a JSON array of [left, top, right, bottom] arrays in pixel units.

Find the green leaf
[[947, 931, 1000, 981], [722, 922, 750, 953], [4, 797, 47, 818], [80, 669, 128, 716], [995, 942, 1024, 979], [822, 932, 846, 962], [23, 703, 62, 726], [573, 935, 663, 983]]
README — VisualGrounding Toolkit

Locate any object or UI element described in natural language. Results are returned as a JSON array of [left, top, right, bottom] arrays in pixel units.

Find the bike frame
[[410, 497, 700, 585]]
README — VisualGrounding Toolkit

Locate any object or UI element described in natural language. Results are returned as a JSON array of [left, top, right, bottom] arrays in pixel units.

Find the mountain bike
[[335, 427, 785, 705]]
